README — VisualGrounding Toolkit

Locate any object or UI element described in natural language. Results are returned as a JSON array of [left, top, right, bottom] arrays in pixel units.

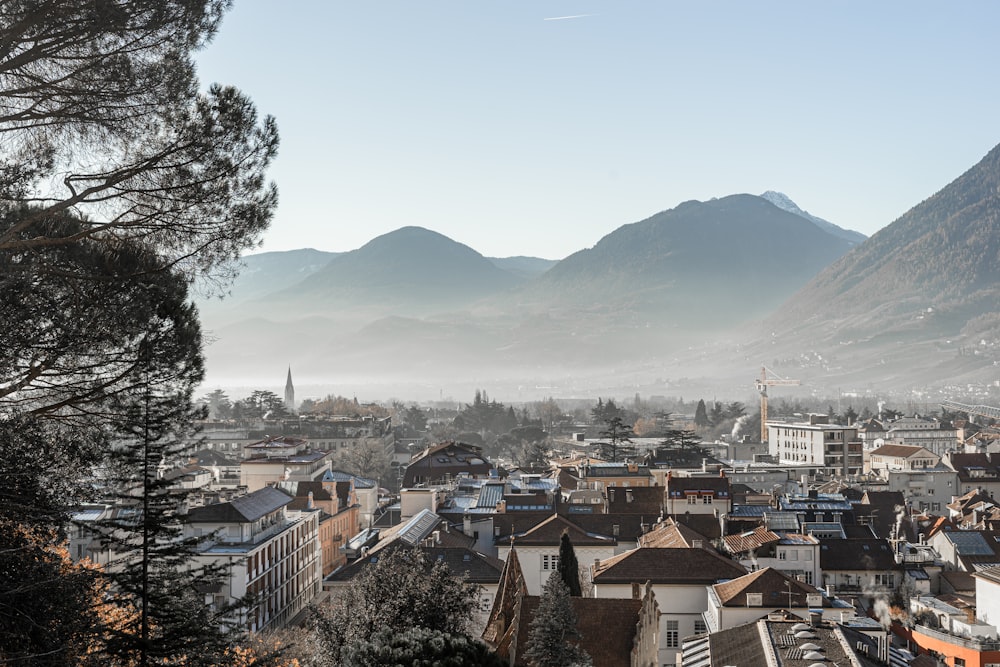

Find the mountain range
[[197, 144, 1000, 401]]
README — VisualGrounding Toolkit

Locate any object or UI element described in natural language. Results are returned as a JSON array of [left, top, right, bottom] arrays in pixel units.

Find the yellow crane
[[755, 366, 800, 443]]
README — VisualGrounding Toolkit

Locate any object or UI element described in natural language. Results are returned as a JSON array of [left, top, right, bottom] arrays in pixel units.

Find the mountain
[[756, 143, 1000, 388], [196, 248, 338, 322], [241, 226, 525, 320], [196, 196, 863, 394], [488, 255, 558, 279], [502, 194, 856, 329], [760, 191, 867, 246]]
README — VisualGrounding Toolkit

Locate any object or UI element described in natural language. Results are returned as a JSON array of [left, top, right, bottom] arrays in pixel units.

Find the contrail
[[543, 14, 595, 21]]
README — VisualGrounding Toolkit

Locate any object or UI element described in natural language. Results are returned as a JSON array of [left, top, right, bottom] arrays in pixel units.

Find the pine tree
[[557, 532, 582, 597], [523, 572, 592, 667], [597, 416, 636, 463]]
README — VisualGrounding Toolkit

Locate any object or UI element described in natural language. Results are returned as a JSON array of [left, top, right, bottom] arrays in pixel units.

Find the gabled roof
[[819, 538, 896, 571], [606, 485, 663, 515], [713, 567, 829, 608], [639, 517, 713, 548], [186, 486, 290, 524], [723, 526, 781, 555], [869, 444, 937, 459], [593, 547, 746, 585], [511, 514, 615, 547], [402, 440, 493, 485]]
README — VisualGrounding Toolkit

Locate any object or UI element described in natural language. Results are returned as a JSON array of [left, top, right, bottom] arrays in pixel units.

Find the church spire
[[284, 366, 295, 412]]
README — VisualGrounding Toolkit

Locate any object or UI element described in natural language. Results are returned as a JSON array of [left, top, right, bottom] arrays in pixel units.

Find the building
[[495, 514, 616, 595], [705, 567, 854, 632], [483, 549, 660, 667], [867, 444, 940, 477], [239, 436, 333, 492], [884, 415, 962, 456], [767, 414, 863, 479], [185, 486, 322, 633], [664, 471, 732, 517], [591, 545, 746, 665], [401, 441, 493, 487]]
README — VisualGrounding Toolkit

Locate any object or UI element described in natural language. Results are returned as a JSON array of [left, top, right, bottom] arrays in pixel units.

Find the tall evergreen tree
[[557, 532, 582, 597], [694, 399, 710, 427], [94, 278, 242, 666], [597, 416, 636, 463], [523, 572, 592, 667]]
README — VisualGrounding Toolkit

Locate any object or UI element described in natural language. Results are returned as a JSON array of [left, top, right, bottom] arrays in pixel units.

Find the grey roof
[[729, 504, 770, 518], [321, 469, 378, 488], [397, 509, 442, 547], [478, 482, 505, 509], [948, 531, 995, 555], [187, 486, 290, 524], [764, 512, 801, 531]]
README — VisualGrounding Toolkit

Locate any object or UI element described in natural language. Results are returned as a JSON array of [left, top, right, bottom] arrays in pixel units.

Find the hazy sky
[[196, 2, 1000, 260]]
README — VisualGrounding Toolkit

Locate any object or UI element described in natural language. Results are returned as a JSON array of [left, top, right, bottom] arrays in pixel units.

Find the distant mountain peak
[[759, 191, 867, 246]]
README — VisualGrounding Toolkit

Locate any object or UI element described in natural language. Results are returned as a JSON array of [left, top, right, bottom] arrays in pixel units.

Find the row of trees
[[1, 1, 285, 663]]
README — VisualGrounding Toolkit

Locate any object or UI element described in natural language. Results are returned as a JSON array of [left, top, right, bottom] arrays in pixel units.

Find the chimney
[[307, 491, 314, 510], [463, 512, 472, 536], [433, 530, 441, 544]]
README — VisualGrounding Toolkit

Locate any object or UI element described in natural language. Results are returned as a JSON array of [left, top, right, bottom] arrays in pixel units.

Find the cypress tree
[[557, 531, 582, 597]]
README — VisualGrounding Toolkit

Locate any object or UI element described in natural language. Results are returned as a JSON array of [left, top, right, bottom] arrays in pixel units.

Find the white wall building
[[767, 415, 863, 479], [185, 486, 322, 633]]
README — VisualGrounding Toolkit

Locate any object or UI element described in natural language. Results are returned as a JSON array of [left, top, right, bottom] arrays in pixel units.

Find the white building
[[185, 486, 322, 633], [767, 414, 863, 479]]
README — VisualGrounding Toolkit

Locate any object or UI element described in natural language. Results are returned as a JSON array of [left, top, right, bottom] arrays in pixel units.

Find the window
[[687, 495, 698, 505], [702, 495, 712, 504], [541, 554, 559, 570], [694, 619, 707, 635], [778, 550, 786, 560], [665, 620, 679, 648]]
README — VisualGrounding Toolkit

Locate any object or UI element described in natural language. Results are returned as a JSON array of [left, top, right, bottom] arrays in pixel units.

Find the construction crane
[[941, 400, 1000, 421], [755, 366, 800, 443]]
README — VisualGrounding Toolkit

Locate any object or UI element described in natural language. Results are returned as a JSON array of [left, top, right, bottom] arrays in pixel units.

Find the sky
[[195, 1, 1000, 261]]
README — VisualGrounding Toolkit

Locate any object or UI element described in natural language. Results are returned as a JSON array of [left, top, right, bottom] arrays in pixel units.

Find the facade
[[867, 444, 940, 477], [495, 514, 616, 595], [185, 486, 322, 633], [591, 546, 746, 665], [767, 414, 863, 478], [884, 415, 962, 456], [888, 467, 959, 515], [664, 472, 732, 517], [577, 462, 654, 489]]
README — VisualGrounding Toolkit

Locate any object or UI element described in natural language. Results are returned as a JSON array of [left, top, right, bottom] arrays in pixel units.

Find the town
[[62, 365, 1000, 666]]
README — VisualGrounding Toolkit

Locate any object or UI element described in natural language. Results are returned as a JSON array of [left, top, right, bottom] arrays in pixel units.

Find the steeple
[[284, 366, 295, 412]]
